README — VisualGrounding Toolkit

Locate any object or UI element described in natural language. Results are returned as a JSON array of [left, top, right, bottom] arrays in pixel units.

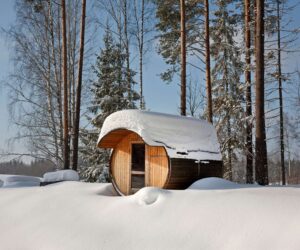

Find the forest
[[1, 0, 300, 185]]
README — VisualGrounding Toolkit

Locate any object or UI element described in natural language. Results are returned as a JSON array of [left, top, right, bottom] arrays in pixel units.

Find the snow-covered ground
[[0, 174, 41, 188], [0, 178, 300, 250], [0, 170, 78, 188]]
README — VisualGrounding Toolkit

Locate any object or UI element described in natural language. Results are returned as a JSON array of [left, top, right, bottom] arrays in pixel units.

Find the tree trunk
[[180, 0, 186, 116], [255, 0, 268, 185], [49, 2, 64, 166], [139, 0, 145, 109], [276, 0, 285, 185], [204, 0, 212, 123], [72, 0, 86, 171], [123, 0, 132, 105], [61, 0, 70, 169], [45, 1, 59, 167], [227, 115, 232, 180], [67, 1, 73, 163], [245, 0, 253, 183], [57, 5, 64, 163]]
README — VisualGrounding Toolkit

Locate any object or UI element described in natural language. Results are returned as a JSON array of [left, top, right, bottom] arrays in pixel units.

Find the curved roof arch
[[97, 110, 222, 161]]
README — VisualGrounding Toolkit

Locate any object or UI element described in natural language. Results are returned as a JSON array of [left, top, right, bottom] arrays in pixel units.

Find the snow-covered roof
[[97, 110, 222, 161]]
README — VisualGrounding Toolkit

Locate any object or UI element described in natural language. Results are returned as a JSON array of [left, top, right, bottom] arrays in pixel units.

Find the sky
[[0, 0, 300, 162], [0, 0, 180, 162], [0, 1, 18, 159]]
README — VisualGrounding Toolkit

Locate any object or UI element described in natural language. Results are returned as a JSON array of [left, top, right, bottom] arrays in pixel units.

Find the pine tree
[[211, 0, 245, 180], [61, 0, 70, 169], [153, 0, 203, 82], [205, 0, 213, 123], [79, 26, 139, 182], [72, 0, 87, 171], [244, 0, 253, 183], [263, 0, 299, 184], [180, 0, 187, 116], [255, 0, 268, 185]]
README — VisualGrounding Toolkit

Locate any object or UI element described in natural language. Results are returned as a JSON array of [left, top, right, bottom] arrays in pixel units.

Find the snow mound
[[0, 175, 41, 188], [43, 170, 79, 182], [133, 187, 170, 205], [96, 183, 118, 196], [98, 110, 222, 161], [1, 181, 300, 249], [188, 177, 260, 190]]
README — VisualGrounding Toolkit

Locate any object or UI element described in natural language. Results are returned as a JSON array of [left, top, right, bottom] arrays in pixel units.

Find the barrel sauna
[[98, 110, 223, 196]]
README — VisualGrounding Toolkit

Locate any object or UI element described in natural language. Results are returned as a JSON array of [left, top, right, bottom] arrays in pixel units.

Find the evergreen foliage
[[153, 0, 203, 82], [211, 0, 245, 180], [79, 27, 139, 182]]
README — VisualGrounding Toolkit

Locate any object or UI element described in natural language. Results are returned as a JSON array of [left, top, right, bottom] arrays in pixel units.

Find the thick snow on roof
[[98, 110, 222, 161], [1, 180, 300, 249]]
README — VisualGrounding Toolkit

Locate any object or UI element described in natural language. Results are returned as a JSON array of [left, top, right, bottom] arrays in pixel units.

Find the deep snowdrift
[[188, 177, 260, 190], [0, 179, 300, 250]]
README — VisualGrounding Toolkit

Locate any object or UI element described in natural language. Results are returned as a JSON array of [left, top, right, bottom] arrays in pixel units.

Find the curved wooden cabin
[[98, 110, 223, 195]]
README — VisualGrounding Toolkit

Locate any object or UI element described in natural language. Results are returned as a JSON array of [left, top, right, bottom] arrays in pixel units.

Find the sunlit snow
[[0, 178, 300, 250]]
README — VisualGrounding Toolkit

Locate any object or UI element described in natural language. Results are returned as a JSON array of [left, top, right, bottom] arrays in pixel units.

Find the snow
[[0, 170, 79, 188], [0, 174, 41, 188], [1, 178, 300, 249], [98, 110, 222, 161], [188, 177, 260, 190], [43, 170, 79, 182]]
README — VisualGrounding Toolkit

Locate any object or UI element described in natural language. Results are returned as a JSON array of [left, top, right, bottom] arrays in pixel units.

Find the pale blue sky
[[0, 0, 300, 162], [0, 1, 17, 157], [0, 0, 180, 160]]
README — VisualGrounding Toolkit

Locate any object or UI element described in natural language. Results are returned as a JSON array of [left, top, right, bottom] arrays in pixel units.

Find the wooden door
[[131, 143, 145, 193]]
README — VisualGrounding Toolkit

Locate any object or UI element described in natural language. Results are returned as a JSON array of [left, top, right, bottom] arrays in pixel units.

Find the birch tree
[[4, 0, 94, 168]]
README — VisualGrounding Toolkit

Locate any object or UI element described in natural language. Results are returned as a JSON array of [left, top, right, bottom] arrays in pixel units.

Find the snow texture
[[188, 177, 260, 190], [0, 178, 300, 250], [0, 175, 41, 188], [43, 170, 79, 182], [98, 110, 222, 161]]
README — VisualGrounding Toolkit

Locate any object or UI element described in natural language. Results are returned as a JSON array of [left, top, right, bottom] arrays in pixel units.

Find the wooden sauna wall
[[165, 159, 223, 189], [111, 132, 170, 195], [165, 159, 199, 189], [198, 161, 223, 178], [146, 146, 169, 188]]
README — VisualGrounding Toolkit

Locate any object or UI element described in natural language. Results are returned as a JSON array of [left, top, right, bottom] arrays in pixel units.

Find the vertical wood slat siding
[[111, 131, 169, 195], [111, 132, 143, 194], [165, 159, 223, 189], [146, 146, 169, 188], [165, 159, 198, 189], [110, 130, 223, 195]]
